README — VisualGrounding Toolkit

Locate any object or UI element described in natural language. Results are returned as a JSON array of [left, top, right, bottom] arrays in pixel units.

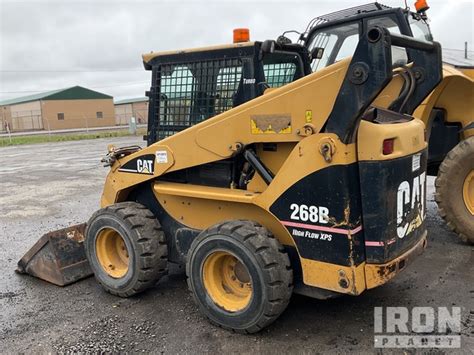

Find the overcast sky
[[0, 0, 472, 102]]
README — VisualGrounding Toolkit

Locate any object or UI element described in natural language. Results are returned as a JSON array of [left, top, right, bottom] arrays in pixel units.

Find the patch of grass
[[0, 128, 146, 147]]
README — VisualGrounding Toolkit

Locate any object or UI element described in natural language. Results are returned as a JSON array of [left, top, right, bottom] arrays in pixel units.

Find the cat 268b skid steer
[[18, 26, 442, 332]]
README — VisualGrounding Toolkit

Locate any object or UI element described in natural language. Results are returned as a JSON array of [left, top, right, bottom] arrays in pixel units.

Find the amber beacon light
[[233, 28, 250, 43], [414, 0, 429, 13]]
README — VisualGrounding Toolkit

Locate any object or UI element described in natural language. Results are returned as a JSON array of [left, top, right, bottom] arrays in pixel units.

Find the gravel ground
[[0, 137, 472, 354]]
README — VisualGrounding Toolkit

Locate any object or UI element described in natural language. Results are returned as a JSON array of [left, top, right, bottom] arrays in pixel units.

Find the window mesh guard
[[264, 63, 297, 88], [155, 58, 242, 140]]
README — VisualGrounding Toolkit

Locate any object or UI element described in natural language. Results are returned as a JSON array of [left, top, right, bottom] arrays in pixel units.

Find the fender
[[414, 65, 474, 139]]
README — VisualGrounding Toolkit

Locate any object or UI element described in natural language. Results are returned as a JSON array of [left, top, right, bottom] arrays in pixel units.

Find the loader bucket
[[16, 223, 93, 286]]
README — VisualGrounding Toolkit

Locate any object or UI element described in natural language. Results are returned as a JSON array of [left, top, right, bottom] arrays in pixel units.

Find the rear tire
[[85, 202, 168, 297], [435, 137, 474, 244], [186, 220, 293, 333]]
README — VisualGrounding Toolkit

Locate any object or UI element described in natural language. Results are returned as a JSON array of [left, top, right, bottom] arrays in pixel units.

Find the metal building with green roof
[[114, 97, 149, 125], [0, 86, 115, 132]]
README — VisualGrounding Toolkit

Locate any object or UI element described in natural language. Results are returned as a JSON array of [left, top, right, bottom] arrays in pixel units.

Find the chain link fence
[[1, 109, 149, 134], [1, 113, 122, 133], [115, 109, 148, 126], [1, 110, 44, 133]]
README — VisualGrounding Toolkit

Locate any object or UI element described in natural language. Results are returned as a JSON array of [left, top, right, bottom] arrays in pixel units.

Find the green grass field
[[0, 128, 146, 147]]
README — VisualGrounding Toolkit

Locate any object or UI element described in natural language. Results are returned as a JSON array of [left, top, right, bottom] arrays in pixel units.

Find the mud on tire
[[85, 202, 168, 297], [435, 136, 474, 244], [186, 220, 293, 333]]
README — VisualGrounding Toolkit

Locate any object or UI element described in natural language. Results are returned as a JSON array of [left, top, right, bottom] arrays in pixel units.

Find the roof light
[[414, 0, 429, 13], [233, 28, 250, 43]]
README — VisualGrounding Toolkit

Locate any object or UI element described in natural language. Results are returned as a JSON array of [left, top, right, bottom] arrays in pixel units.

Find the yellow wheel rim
[[463, 170, 474, 215], [96, 228, 129, 278], [202, 251, 252, 312]]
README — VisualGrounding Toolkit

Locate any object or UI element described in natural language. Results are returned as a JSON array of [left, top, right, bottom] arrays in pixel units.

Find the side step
[[16, 223, 93, 286]]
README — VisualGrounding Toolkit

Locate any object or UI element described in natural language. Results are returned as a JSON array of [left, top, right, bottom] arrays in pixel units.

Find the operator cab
[[295, 2, 452, 171], [142, 38, 311, 189], [300, 2, 433, 71], [143, 40, 311, 143]]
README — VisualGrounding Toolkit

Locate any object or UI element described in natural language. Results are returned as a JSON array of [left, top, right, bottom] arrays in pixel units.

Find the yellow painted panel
[[153, 181, 257, 203], [152, 190, 296, 246], [300, 258, 367, 295], [357, 119, 427, 161], [365, 233, 427, 289], [143, 42, 255, 63]]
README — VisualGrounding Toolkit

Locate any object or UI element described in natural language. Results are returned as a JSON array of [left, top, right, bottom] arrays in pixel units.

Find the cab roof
[[315, 2, 391, 24], [142, 42, 255, 65]]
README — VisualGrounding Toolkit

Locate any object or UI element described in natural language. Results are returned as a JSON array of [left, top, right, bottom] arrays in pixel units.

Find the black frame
[[302, 5, 450, 168], [323, 27, 442, 143], [303, 7, 435, 71], [304, 7, 418, 45], [144, 42, 311, 146]]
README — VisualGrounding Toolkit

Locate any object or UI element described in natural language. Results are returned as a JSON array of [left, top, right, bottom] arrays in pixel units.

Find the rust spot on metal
[[16, 223, 92, 286], [65, 228, 86, 243], [376, 262, 397, 279], [328, 201, 352, 228]]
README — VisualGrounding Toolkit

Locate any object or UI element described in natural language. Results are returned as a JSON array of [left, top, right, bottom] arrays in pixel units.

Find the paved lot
[[0, 137, 473, 353]]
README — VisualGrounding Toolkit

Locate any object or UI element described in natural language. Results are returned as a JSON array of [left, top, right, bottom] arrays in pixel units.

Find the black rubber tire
[[85, 202, 168, 297], [186, 220, 293, 333], [435, 136, 474, 244]]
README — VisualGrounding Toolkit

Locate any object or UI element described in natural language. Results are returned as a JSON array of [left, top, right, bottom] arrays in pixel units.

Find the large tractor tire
[[186, 220, 293, 333], [435, 136, 474, 244], [85, 202, 168, 297]]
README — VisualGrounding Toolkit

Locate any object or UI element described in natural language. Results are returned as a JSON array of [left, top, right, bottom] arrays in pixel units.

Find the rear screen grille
[[154, 58, 243, 140]]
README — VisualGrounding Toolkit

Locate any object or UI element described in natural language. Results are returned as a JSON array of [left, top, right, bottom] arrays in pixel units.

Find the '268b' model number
[[289, 204, 329, 224]]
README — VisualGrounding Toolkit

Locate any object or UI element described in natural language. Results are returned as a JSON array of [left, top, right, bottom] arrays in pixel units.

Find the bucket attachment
[[16, 223, 93, 286]]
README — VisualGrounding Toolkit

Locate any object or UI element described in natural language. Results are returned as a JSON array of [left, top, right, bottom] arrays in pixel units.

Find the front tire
[[186, 220, 293, 333], [435, 136, 474, 244], [85, 202, 168, 297]]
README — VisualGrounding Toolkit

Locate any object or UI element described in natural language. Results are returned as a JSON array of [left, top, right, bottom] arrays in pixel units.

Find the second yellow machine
[[80, 26, 443, 332]]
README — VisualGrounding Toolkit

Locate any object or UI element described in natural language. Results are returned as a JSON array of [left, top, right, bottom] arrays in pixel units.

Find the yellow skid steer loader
[[17, 26, 442, 332]]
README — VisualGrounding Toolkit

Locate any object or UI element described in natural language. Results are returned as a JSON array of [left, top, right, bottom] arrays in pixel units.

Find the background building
[[0, 86, 114, 132], [114, 97, 149, 126], [442, 48, 474, 79]]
